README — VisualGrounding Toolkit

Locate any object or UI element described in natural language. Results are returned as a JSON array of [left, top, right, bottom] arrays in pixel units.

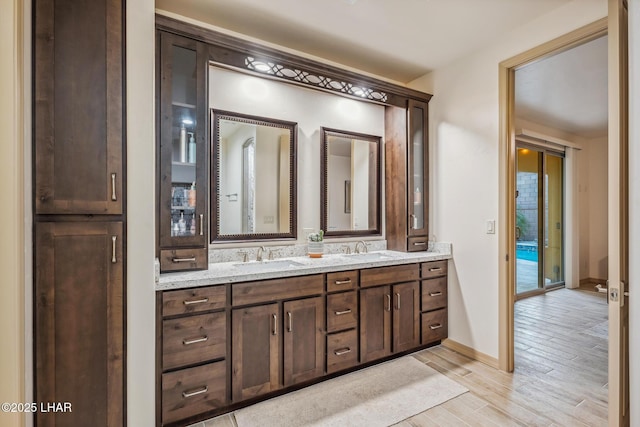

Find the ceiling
[[156, 0, 573, 83], [157, 0, 607, 139], [515, 35, 608, 139]]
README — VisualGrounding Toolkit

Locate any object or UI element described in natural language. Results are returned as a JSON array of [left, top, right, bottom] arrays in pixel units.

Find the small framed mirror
[[321, 127, 381, 237], [211, 110, 297, 241]]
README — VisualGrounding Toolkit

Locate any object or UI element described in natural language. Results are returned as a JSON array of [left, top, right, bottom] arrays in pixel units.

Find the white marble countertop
[[157, 245, 452, 291]]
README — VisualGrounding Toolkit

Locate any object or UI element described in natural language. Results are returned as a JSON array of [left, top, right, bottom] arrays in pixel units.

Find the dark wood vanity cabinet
[[157, 31, 209, 272], [231, 275, 325, 402], [34, 0, 126, 425], [385, 100, 430, 252], [159, 285, 228, 425], [360, 264, 421, 362], [157, 262, 446, 425], [420, 260, 449, 344]]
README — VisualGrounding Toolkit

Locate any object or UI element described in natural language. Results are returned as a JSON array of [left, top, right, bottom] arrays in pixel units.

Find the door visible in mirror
[[212, 110, 297, 241], [321, 127, 381, 237]]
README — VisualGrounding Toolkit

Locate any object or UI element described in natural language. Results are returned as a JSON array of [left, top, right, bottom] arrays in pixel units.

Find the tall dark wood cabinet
[[33, 0, 126, 425], [157, 32, 208, 272], [385, 99, 430, 251]]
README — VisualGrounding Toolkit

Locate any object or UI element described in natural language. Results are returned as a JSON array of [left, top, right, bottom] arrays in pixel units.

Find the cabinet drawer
[[327, 329, 358, 374], [360, 264, 419, 288], [421, 309, 448, 344], [327, 292, 358, 333], [326, 270, 358, 293], [421, 260, 447, 279], [163, 312, 226, 371], [162, 285, 226, 317], [421, 277, 447, 312], [162, 360, 227, 425], [407, 236, 429, 252], [232, 274, 323, 306], [160, 248, 208, 272]]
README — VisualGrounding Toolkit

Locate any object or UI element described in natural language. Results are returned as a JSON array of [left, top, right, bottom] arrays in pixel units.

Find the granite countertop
[[157, 245, 452, 291]]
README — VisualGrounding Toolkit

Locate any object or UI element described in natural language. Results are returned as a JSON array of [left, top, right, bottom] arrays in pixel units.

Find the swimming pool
[[516, 248, 538, 262]]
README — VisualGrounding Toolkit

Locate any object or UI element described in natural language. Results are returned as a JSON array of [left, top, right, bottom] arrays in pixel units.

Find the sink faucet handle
[[256, 246, 267, 262], [237, 251, 249, 263], [268, 249, 279, 260], [355, 241, 368, 254], [342, 245, 352, 254]]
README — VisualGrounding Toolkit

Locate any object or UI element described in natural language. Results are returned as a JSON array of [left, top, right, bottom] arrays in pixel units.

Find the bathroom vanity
[[156, 250, 450, 426], [154, 13, 442, 427]]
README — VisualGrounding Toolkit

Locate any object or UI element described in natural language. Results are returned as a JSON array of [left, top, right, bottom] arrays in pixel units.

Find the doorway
[[515, 145, 565, 298]]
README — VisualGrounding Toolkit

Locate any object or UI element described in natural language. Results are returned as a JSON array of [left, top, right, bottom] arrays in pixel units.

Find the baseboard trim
[[441, 338, 500, 369], [579, 277, 607, 286]]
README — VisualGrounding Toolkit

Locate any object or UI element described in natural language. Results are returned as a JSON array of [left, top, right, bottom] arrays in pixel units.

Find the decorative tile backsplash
[[208, 240, 451, 264], [208, 240, 388, 264]]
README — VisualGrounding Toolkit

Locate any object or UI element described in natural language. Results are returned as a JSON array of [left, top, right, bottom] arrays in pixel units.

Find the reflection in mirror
[[212, 110, 297, 241], [321, 127, 381, 237]]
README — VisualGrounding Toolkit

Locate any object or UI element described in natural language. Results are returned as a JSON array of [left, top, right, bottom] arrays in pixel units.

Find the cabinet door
[[158, 32, 208, 250], [392, 282, 420, 353], [34, 0, 123, 215], [407, 99, 428, 238], [283, 297, 324, 386], [35, 222, 124, 426], [360, 286, 391, 363], [232, 304, 280, 401]]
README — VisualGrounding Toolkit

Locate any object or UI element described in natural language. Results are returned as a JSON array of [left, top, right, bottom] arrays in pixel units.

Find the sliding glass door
[[516, 145, 564, 297]]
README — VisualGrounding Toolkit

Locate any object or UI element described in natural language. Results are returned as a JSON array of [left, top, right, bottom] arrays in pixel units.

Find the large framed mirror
[[321, 127, 381, 237], [211, 110, 297, 241]]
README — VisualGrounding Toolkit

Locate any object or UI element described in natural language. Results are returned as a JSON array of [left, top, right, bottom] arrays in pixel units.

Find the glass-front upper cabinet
[[158, 32, 208, 272], [407, 99, 429, 241]]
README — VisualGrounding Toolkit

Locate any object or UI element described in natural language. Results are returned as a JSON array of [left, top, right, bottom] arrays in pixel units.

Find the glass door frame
[[515, 141, 565, 300]]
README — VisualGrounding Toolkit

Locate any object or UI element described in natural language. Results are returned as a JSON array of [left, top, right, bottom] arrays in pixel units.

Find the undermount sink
[[232, 259, 305, 272], [342, 252, 395, 262]]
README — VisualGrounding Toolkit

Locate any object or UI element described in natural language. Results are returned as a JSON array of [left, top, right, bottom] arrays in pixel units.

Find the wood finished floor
[[195, 288, 608, 427]]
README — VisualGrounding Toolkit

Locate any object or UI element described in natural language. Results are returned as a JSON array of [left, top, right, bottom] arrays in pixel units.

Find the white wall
[[409, 0, 607, 358], [209, 66, 384, 241], [126, 0, 156, 425], [0, 1, 25, 426], [585, 137, 609, 280]]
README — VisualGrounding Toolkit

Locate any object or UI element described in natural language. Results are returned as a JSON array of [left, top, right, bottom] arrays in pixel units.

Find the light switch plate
[[486, 220, 495, 234]]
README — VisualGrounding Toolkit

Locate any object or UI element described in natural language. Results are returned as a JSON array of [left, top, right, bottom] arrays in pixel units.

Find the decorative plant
[[308, 230, 324, 242], [516, 211, 529, 239]]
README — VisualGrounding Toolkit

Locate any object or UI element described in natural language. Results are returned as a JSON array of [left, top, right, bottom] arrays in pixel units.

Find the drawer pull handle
[[395, 293, 401, 310], [199, 214, 204, 236], [111, 236, 117, 263], [334, 347, 352, 356], [430, 323, 443, 330], [334, 279, 352, 285], [413, 241, 427, 246], [429, 267, 443, 272], [111, 173, 117, 201], [429, 291, 443, 297], [385, 294, 391, 312], [183, 335, 208, 345], [272, 313, 277, 335], [173, 257, 197, 263], [287, 311, 292, 333], [183, 298, 209, 305], [335, 309, 352, 316], [182, 386, 208, 398]]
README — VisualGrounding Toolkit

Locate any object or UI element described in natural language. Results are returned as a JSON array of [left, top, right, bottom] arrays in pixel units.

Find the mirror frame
[[211, 109, 298, 242], [320, 127, 382, 238]]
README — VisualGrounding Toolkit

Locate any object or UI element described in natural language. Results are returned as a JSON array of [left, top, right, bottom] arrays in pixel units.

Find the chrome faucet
[[354, 241, 368, 254], [256, 246, 267, 262]]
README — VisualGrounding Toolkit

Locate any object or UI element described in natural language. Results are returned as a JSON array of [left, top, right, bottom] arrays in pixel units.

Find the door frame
[[498, 17, 607, 373]]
